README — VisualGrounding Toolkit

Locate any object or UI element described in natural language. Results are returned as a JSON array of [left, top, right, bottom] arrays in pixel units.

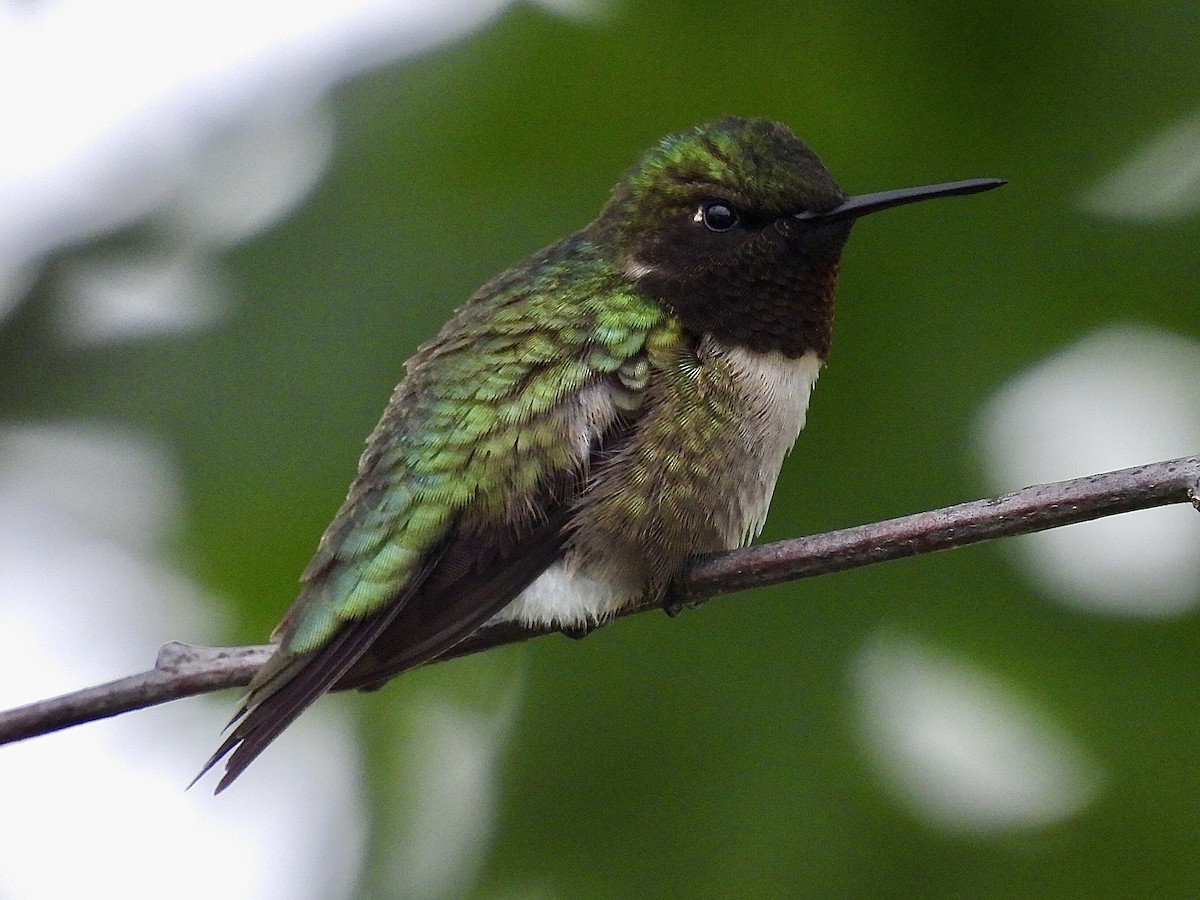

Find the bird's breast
[[717, 341, 823, 545], [492, 336, 823, 630]]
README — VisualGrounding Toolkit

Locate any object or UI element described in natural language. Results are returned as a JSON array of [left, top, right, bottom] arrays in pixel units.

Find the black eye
[[699, 200, 739, 232]]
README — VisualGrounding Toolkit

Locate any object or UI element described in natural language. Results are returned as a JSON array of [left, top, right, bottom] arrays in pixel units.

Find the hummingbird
[[198, 116, 1002, 791]]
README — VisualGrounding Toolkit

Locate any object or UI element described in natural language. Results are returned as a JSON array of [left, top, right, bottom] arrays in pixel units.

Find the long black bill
[[795, 177, 1006, 224]]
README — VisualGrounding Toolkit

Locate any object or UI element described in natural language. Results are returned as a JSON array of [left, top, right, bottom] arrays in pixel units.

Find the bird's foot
[[663, 581, 702, 618], [560, 623, 594, 641]]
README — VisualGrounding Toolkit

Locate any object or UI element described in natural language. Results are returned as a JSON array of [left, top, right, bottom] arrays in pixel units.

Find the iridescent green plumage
[[285, 237, 666, 653], [199, 117, 1003, 790]]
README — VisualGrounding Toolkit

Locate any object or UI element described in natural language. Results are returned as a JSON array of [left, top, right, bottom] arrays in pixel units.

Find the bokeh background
[[2, 1, 1200, 897]]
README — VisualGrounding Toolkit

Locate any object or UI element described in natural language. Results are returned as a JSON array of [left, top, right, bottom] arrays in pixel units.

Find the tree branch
[[2, 455, 1197, 747]]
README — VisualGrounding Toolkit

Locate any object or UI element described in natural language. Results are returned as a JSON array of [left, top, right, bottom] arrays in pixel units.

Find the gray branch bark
[[2, 455, 1197, 747]]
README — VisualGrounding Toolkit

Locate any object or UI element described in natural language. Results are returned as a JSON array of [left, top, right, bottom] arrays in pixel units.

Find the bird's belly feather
[[491, 342, 823, 629]]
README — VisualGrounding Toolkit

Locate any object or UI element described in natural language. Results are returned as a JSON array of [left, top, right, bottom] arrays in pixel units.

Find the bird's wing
[[197, 248, 665, 791], [199, 505, 571, 793]]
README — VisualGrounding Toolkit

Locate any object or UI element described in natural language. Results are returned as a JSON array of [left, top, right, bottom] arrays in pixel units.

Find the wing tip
[[189, 739, 236, 793], [189, 715, 289, 794], [191, 617, 389, 793]]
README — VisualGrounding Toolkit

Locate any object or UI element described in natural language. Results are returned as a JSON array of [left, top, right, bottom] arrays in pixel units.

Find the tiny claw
[[560, 624, 594, 641], [662, 581, 701, 618]]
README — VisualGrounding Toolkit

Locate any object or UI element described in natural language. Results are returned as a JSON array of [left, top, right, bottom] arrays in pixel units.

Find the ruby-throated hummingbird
[[198, 116, 1002, 791]]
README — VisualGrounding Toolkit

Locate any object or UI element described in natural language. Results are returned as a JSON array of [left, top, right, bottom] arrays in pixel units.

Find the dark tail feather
[[192, 600, 412, 792], [195, 502, 576, 791], [193, 539, 457, 793]]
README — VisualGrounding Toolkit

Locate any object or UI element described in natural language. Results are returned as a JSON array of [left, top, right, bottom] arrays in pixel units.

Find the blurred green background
[[5, 1, 1200, 897]]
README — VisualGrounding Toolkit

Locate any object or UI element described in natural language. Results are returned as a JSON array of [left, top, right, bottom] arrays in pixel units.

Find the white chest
[[491, 341, 824, 630], [714, 342, 823, 544]]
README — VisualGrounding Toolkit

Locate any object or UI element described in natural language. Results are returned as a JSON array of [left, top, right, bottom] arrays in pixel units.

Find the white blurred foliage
[[0, 423, 365, 900], [854, 633, 1103, 834], [54, 99, 337, 345], [1082, 109, 1200, 221], [56, 246, 232, 344], [0, 262, 36, 328], [380, 683, 523, 899], [977, 325, 1200, 615], [159, 100, 338, 247], [0, 0, 599, 340]]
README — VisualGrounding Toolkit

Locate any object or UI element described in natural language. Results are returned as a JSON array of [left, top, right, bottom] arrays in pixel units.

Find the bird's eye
[[697, 201, 739, 232]]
